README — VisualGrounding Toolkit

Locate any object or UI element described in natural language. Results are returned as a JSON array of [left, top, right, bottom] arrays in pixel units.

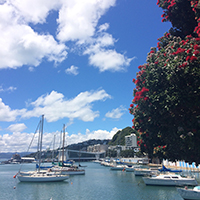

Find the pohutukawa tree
[[129, 0, 200, 164]]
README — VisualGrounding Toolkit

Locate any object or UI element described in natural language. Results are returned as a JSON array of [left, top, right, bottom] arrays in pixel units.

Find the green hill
[[108, 127, 138, 146]]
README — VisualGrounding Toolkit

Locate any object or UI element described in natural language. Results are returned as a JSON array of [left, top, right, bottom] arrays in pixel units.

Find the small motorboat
[[177, 185, 200, 200]]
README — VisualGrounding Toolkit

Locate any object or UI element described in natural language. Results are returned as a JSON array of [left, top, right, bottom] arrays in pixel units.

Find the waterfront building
[[125, 134, 137, 150]]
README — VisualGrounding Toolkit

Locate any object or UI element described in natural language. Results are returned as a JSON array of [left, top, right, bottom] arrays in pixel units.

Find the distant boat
[[143, 173, 198, 186], [16, 115, 69, 182], [125, 165, 136, 172], [159, 165, 182, 173], [51, 165, 85, 175], [110, 164, 127, 171], [134, 168, 159, 176], [177, 185, 200, 200]]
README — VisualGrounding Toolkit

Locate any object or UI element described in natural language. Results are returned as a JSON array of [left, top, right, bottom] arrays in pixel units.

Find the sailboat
[[16, 115, 69, 182], [50, 124, 85, 175]]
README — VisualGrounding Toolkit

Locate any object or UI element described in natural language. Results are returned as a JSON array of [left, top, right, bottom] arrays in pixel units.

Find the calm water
[[1, 161, 200, 200]]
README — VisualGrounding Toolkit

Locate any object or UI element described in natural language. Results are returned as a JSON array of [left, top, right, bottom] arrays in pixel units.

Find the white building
[[125, 134, 137, 149]]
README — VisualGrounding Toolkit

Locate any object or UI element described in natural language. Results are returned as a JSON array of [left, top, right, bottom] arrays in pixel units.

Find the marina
[[1, 161, 200, 200]]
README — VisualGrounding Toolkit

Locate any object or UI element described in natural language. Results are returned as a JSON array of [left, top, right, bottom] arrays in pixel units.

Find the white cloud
[[66, 127, 119, 145], [7, 123, 27, 132], [56, 0, 116, 42], [22, 89, 111, 122], [98, 23, 109, 32], [0, 1, 67, 69], [0, 86, 17, 92], [87, 49, 133, 72], [0, 89, 111, 123], [0, 0, 133, 72], [105, 105, 127, 119], [0, 98, 26, 122], [0, 127, 119, 152], [83, 26, 134, 72], [0, 132, 35, 152], [65, 65, 79, 75], [10, 0, 62, 24]]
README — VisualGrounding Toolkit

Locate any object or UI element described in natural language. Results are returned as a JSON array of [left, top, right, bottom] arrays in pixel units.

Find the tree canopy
[[129, 0, 200, 164]]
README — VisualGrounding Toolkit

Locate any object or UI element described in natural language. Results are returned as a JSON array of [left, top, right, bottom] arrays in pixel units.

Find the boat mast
[[38, 115, 44, 172], [62, 124, 65, 165], [52, 134, 55, 161]]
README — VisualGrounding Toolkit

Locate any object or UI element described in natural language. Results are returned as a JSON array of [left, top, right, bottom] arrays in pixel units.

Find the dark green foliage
[[120, 150, 135, 158], [108, 127, 138, 146]]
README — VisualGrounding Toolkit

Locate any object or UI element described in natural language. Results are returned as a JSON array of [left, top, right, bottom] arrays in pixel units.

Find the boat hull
[[17, 173, 69, 182], [143, 177, 198, 186], [134, 169, 158, 176], [110, 165, 127, 170], [52, 169, 85, 175], [177, 188, 200, 200]]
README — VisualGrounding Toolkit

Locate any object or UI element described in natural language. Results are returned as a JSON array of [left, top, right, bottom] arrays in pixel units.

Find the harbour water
[[1, 161, 200, 200]]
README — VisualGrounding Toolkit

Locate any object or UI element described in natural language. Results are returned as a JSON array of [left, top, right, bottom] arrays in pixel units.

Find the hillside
[[109, 126, 138, 146]]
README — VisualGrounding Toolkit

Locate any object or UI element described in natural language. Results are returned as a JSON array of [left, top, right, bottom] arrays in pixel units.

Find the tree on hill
[[108, 127, 138, 146], [129, 0, 200, 164]]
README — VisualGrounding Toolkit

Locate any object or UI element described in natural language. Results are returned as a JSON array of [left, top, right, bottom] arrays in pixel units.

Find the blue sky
[[0, 0, 171, 152]]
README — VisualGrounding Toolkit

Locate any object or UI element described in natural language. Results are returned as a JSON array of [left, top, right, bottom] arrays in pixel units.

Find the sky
[[0, 0, 171, 153]]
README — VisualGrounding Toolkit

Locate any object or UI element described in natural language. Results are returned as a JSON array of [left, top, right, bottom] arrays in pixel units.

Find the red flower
[[193, 50, 199, 55], [186, 35, 192, 39], [172, 47, 185, 55], [165, 33, 170, 38], [190, 56, 197, 62], [186, 56, 190, 61], [135, 79, 140, 85], [141, 87, 149, 93], [138, 65, 143, 69], [194, 44, 200, 50], [130, 104, 133, 107], [178, 62, 187, 68]]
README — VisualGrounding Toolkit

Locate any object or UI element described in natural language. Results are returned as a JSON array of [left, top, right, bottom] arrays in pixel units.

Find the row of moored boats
[[99, 159, 200, 200]]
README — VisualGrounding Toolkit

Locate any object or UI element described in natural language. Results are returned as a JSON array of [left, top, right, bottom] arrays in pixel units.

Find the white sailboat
[[16, 115, 69, 182], [51, 124, 85, 175]]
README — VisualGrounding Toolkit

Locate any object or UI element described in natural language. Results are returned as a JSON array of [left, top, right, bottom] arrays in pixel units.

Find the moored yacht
[[17, 171, 69, 182], [143, 173, 198, 186], [177, 185, 200, 200]]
